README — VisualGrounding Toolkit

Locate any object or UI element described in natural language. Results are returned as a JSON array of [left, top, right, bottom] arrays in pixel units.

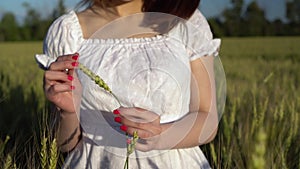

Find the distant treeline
[[0, 0, 299, 41], [0, 1, 66, 41], [208, 0, 300, 37]]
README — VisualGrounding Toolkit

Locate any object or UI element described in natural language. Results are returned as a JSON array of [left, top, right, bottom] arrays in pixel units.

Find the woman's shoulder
[[48, 10, 80, 32], [45, 10, 84, 43], [44, 10, 83, 43], [167, 9, 212, 39], [43, 10, 83, 57], [188, 9, 211, 31]]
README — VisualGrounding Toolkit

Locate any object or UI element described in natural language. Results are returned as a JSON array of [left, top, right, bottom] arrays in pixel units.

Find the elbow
[[202, 105, 219, 144], [203, 126, 218, 144], [198, 114, 219, 145]]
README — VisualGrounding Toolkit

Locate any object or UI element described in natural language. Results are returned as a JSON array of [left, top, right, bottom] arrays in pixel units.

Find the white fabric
[[37, 9, 220, 169]]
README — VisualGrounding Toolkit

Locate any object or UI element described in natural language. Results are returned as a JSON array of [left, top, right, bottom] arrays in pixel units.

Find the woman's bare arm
[[118, 55, 219, 151], [157, 55, 218, 149]]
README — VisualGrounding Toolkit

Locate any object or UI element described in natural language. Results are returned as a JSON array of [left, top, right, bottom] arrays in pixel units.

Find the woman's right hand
[[44, 53, 79, 113]]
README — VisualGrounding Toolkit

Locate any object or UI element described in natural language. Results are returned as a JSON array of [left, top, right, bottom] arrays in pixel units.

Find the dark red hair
[[142, 0, 200, 19], [78, 0, 200, 19]]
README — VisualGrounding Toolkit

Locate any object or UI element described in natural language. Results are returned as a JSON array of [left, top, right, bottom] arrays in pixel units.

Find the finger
[[68, 69, 75, 76], [48, 53, 79, 72], [45, 84, 75, 113], [48, 60, 78, 71], [118, 107, 160, 123], [125, 121, 161, 139], [56, 53, 79, 62], [135, 138, 159, 152], [126, 127, 153, 139], [44, 71, 74, 85], [46, 84, 74, 97], [135, 142, 152, 152], [121, 118, 160, 135]]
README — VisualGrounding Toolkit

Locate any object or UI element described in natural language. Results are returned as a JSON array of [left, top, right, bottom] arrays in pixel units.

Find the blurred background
[[0, 0, 299, 169], [0, 0, 299, 40]]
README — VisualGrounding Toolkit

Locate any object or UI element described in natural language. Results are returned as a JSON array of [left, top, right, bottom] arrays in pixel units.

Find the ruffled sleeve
[[35, 11, 83, 69], [168, 9, 221, 61], [187, 9, 221, 60]]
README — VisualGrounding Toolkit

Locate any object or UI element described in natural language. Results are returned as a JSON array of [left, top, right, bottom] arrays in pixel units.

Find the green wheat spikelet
[[127, 131, 139, 155], [124, 131, 139, 169], [78, 63, 121, 105], [3, 154, 12, 169], [49, 138, 58, 169], [40, 136, 47, 169], [0, 136, 10, 157], [251, 128, 266, 169], [78, 63, 112, 93]]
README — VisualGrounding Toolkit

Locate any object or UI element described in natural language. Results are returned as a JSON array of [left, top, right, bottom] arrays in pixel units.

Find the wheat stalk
[[0, 136, 10, 157], [49, 138, 57, 169], [78, 62, 138, 169], [40, 136, 47, 169], [124, 131, 139, 169], [3, 154, 12, 169], [78, 63, 121, 106]]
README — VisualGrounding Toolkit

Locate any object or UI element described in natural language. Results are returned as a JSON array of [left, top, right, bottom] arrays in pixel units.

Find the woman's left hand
[[114, 107, 162, 151]]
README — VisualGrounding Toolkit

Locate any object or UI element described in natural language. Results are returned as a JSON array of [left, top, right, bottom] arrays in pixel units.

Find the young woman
[[37, 0, 221, 168]]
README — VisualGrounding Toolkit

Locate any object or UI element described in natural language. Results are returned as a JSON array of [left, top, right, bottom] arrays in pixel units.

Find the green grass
[[0, 37, 299, 168], [0, 42, 46, 138], [0, 42, 59, 168], [202, 37, 300, 169]]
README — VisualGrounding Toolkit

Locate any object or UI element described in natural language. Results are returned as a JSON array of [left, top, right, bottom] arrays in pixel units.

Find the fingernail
[[72, 62, 79, 67], [68, 75, 73, 81], [120, 125, 127, 132], [70, 86, 75, 90], [72, 55, 79, 60], [113, 109, 120, 115], [114, 117, 121, 123]]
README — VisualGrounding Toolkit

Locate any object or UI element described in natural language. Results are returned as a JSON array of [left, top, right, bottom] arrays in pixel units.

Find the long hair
[[142, 0, 200, 19], [77, 0, 200, 19]]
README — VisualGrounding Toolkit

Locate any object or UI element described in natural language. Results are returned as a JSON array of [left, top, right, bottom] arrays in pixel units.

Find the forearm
[[57, 111, 81, 152], [156, 57, 218, 150], [157, 111, 218, 150]]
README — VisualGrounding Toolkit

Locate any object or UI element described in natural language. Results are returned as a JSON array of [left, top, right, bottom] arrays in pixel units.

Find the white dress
[[40, 9, 220, 169]]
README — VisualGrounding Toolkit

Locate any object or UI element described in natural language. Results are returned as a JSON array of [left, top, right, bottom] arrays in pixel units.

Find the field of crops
[[0, 37, 299, 169]]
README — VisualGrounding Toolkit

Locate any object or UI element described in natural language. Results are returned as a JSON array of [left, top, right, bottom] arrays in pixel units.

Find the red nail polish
[[70, 86, 75, 90], [113, 109, 120, 115], [114, 117, 121, 123], [120, 125, 127, 132], [72, 55, 79, 60], [72, 62, 79, 67], [68, 75, 73, 81]]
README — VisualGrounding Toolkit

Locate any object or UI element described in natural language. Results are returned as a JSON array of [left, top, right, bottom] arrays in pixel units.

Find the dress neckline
[[70, 10, 168, 44]]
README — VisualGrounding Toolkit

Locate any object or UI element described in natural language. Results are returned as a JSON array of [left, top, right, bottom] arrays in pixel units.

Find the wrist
[[55, 106, 77, 116]]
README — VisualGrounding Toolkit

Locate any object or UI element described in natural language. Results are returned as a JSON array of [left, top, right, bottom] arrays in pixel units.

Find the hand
[[114, 107, 162, 152], [44, 53, 79, 113]]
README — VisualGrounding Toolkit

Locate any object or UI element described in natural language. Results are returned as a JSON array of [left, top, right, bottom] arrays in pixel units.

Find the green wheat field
[[0, 37, 299, 169]]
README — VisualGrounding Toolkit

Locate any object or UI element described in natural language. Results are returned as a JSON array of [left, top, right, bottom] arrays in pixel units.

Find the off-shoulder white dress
[[40, 9, 220, 169]]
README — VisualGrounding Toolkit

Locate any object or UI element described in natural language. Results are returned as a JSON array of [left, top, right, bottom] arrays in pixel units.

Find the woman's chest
[[77, 40, 192, 119]]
